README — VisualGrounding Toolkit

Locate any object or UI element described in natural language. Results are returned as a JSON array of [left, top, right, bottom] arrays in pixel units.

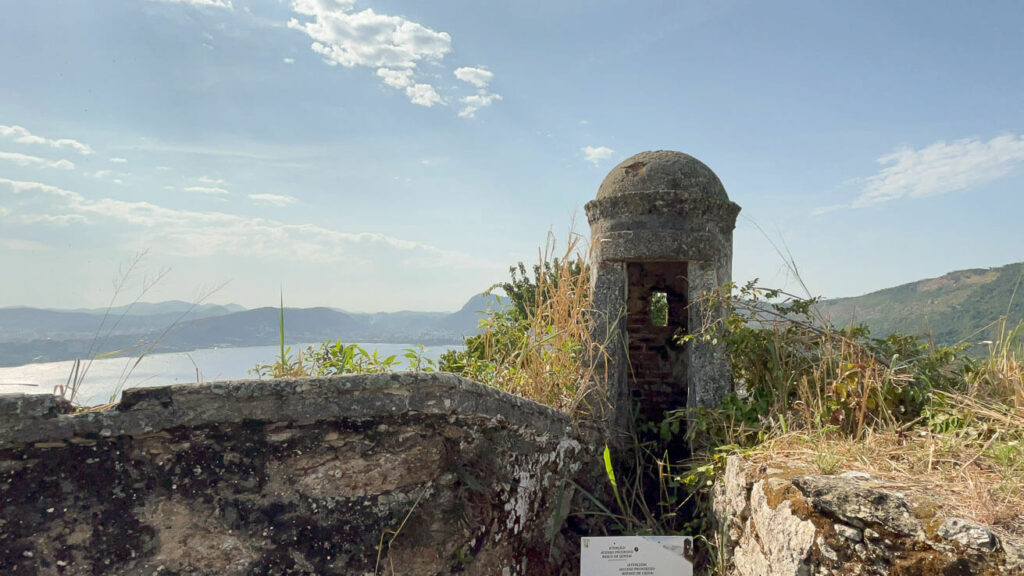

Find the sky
[[1, 0, 1022, 313]]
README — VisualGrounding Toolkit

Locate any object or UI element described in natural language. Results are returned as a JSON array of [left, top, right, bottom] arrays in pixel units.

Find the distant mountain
[[0, 296, 492, 367], [432, 293, 505, 335], [0, 302, 245, 343], [158, 307, 366, 349], [817, 261, 1024, 347], [66, 301, 246, 317], [337, 310, 449, 342]]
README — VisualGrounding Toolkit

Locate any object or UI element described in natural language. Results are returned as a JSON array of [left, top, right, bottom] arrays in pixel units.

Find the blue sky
[[1, 0, 1022, 312]]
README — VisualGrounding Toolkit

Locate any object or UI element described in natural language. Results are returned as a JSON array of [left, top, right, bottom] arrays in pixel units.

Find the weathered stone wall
[[713, 455, 1024, 576], [0, 374, 601, 575]]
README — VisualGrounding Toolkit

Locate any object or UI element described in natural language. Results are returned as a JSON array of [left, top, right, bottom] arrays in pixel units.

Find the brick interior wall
[[625, 262, 688, 426]]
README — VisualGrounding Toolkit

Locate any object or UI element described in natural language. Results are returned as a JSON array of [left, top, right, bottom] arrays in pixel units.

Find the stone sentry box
[[585, 150, 741, 441]]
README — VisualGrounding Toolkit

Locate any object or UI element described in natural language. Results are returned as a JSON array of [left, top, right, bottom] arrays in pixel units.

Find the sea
[[0, 342, 462, 406]]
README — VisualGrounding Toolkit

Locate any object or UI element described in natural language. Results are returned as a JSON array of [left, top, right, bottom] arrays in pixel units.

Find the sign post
[[580, 536, 693, 576]]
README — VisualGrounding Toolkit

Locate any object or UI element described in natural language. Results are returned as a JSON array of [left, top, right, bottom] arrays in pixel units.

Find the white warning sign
[[580, 536, 693, 576]]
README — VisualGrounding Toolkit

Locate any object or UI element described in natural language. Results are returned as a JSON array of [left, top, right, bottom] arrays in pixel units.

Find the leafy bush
[[673, 281, 972, 444], [249, 341, 436, 379], [249, 292, 438, 379]]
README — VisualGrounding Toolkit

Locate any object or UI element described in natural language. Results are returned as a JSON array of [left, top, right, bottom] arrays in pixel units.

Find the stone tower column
[[585, 150, 741, 441]]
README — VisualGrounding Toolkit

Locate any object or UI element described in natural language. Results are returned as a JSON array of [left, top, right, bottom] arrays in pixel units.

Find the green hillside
[[816, 261, 1024, 347]]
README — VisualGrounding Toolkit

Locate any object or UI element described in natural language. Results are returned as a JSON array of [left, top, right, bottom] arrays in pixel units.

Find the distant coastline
[[0, 294, 498, 368], [0, 342, 463, 405]]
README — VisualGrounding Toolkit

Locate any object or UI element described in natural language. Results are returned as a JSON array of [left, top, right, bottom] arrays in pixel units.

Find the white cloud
[[0, 237, 51, 252], [0, 177, 483, 268], [197, 176, 227, 185], [454, 66, 493, 89], [0, 178, 89, 226], [0, 178, 79, 199], [458, 92, 502, 118], [94, 169, 130, 182], [51, 139, 93, 155], [249, 193, 297, 207], [0, 151, 74, 170], [453, 66, 501, 117], [156, 166, 172, 171], [145, 0, 233, 8], [289, 0, 451, 107], [376, 67, 413, 88], [582, 146, 616, 166], [290, 1, 451, 69], [0, 125, 94, 155], [810, 204, 848, 216], [110, 157, 128, 163], [407, 83, 444, 107], [375, 68, 443, 106], [21, 213, 89, 225], [185, 186, 231, 196], [0, 125, 45, 145], [283, 57, 295, 64], [853, 134, 1024, 208]]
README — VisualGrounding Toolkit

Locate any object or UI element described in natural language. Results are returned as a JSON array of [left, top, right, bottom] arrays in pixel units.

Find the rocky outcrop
[[0, 374, 601, 575], [713, 455, 1024, 575]]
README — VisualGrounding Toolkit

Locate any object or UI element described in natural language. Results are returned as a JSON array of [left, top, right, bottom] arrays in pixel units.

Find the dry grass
[[740, 318, 1024, 540], [695, 261, 1024, 540], [744, 424, 1024, 539], [480, 226, 611, 415], [791, 334, 917, 436], [968, 316, 1023, 410]]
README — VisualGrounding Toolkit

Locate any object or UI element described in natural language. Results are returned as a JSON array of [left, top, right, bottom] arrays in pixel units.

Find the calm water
[[0, 342, 461, 406]]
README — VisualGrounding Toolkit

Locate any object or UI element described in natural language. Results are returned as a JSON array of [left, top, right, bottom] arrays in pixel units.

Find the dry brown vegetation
[[443, 226, 611, 415], [735, 312, 1024, 539]]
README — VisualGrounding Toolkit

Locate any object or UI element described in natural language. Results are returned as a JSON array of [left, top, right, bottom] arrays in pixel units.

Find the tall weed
[[440, 226, 608, 413], [967, 316, 1023, 409], [57, 251, 226, 406]]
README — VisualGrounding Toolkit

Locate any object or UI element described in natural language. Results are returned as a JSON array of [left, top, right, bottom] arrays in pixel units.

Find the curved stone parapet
[[0, 374, 601, 575], [0, 373, 581, 448]]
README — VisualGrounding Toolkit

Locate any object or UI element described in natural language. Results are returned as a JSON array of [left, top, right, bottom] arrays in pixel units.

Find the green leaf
[[603, 444, 617, 489]]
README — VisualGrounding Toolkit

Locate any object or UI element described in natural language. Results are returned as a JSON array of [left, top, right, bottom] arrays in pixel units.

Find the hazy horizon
[[4, 256, 1024, 315]]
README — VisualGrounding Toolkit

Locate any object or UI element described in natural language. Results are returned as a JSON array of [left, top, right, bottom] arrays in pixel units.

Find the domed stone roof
[[596, 150, 729, 201]]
